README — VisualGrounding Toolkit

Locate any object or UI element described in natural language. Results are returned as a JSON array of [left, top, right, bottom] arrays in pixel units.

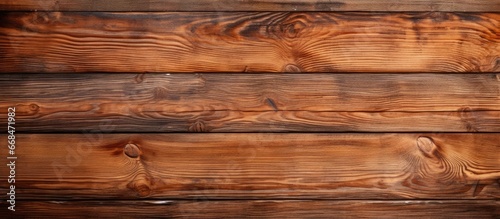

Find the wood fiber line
[[0, 200, 498, 218], [0, 134, 498, 200], [1, 73, 499, 132], [0, 12, 498, 73], [1, 0, 499, 12]]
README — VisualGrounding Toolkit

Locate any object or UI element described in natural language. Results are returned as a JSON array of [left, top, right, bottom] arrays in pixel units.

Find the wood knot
[[416, 136, 438, 158], [283, 64, 302, 72], [128, 174, 152, 197], [189, 120, 207, 132], [269, 15, 308, 39], [134, 73, 145, 83], [135, 184, 151, 197], [458, 106, 473, 119], [29, 103, 39, 111], [458, 107, 478, 132], [280, 20, 306, 38], [124, 143, 141, 158]]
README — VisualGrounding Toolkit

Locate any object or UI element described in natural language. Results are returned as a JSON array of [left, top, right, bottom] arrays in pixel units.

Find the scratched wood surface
[[1, 0, 500, 12], [1, 200, 498, 218], [1, 73, 499, 132], [1, 12, 498, 73], [0, 134, 498, 200]]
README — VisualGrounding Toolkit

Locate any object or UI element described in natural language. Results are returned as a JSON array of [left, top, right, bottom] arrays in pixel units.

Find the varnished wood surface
[[1, 200, 498, 218], [1, 133, 498, 200], [1, 12, 498, 73], [1, 0, 499, 12], [1, 73, 499, 132], [2, 1, 499, 217], [5, 110, 500, 133]]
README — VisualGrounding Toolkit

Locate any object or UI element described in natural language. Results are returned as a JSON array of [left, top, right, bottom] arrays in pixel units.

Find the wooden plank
[[1, 200, 498, 218], [1, 133, 498, 200], [1, 0, 499, 12], [1, 73, 499, 132], [0, 12, 498, 73], [4, 110, 500, 133]]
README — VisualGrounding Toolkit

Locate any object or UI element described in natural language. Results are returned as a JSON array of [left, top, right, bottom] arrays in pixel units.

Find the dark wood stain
[[1, 200, 498, 218], [1, 0, 498, 12]]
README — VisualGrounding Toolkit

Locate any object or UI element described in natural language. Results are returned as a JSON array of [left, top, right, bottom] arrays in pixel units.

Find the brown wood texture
[[1, 73, 499, 132], [1, 0, 499, 12], [1, 133, 498, 200], [1, 200, 498, 218], [0, 12, 498, 73]]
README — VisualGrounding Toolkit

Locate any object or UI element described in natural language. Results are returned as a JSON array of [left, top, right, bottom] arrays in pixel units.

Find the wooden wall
[[0, 0, 499, 218]]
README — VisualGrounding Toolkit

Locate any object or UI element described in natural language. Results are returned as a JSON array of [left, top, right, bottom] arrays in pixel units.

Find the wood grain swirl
[[1, 73, 499, 132], [0, 134, 498, 200], [0, 200, 498, 218], [0, 12, 498, 72], [1, 0, 499, 12]]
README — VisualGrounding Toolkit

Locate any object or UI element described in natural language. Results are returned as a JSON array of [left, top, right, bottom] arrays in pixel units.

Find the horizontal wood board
[[1, 0, 499, 12], [1, 73, 499, 132], [0, 133, 498, 200], [0, 200, 498, 218], [1, 12, 498, 73]]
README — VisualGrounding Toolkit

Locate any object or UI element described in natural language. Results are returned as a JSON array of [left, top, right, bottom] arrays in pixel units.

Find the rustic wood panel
[[5, 110, 500, 133], [1, 134, 498, 200], [1, 200, 498, 218], [1, 0, 499, 12], [1, 73, 499, 132], [1, 12, 498, 73]]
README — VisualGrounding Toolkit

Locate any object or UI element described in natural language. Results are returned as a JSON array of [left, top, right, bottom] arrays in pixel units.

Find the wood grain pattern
[[1, 133, 498, 200], [1, 0, 499, 12], [5, 110, 500, 133], [1, 73, 499, 132], [1, 12, 498, 73], [1, 200, 498, 218]]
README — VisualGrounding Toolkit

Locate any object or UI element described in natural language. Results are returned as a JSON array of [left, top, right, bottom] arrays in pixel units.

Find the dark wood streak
[[0, 12, 498, 72], [0, 133, 498, 200], [0, 0, 499, 12], [0, 200, 498, 218]]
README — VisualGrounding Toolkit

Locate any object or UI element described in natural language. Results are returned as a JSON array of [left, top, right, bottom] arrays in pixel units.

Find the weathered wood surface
[[1, 0, 499, 12], [1, 12, 498, 73], [5, 110, 500, 133], [1, 73, 499, 132], [1, 200, 498, 218], [1, 134, 498, 200]]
